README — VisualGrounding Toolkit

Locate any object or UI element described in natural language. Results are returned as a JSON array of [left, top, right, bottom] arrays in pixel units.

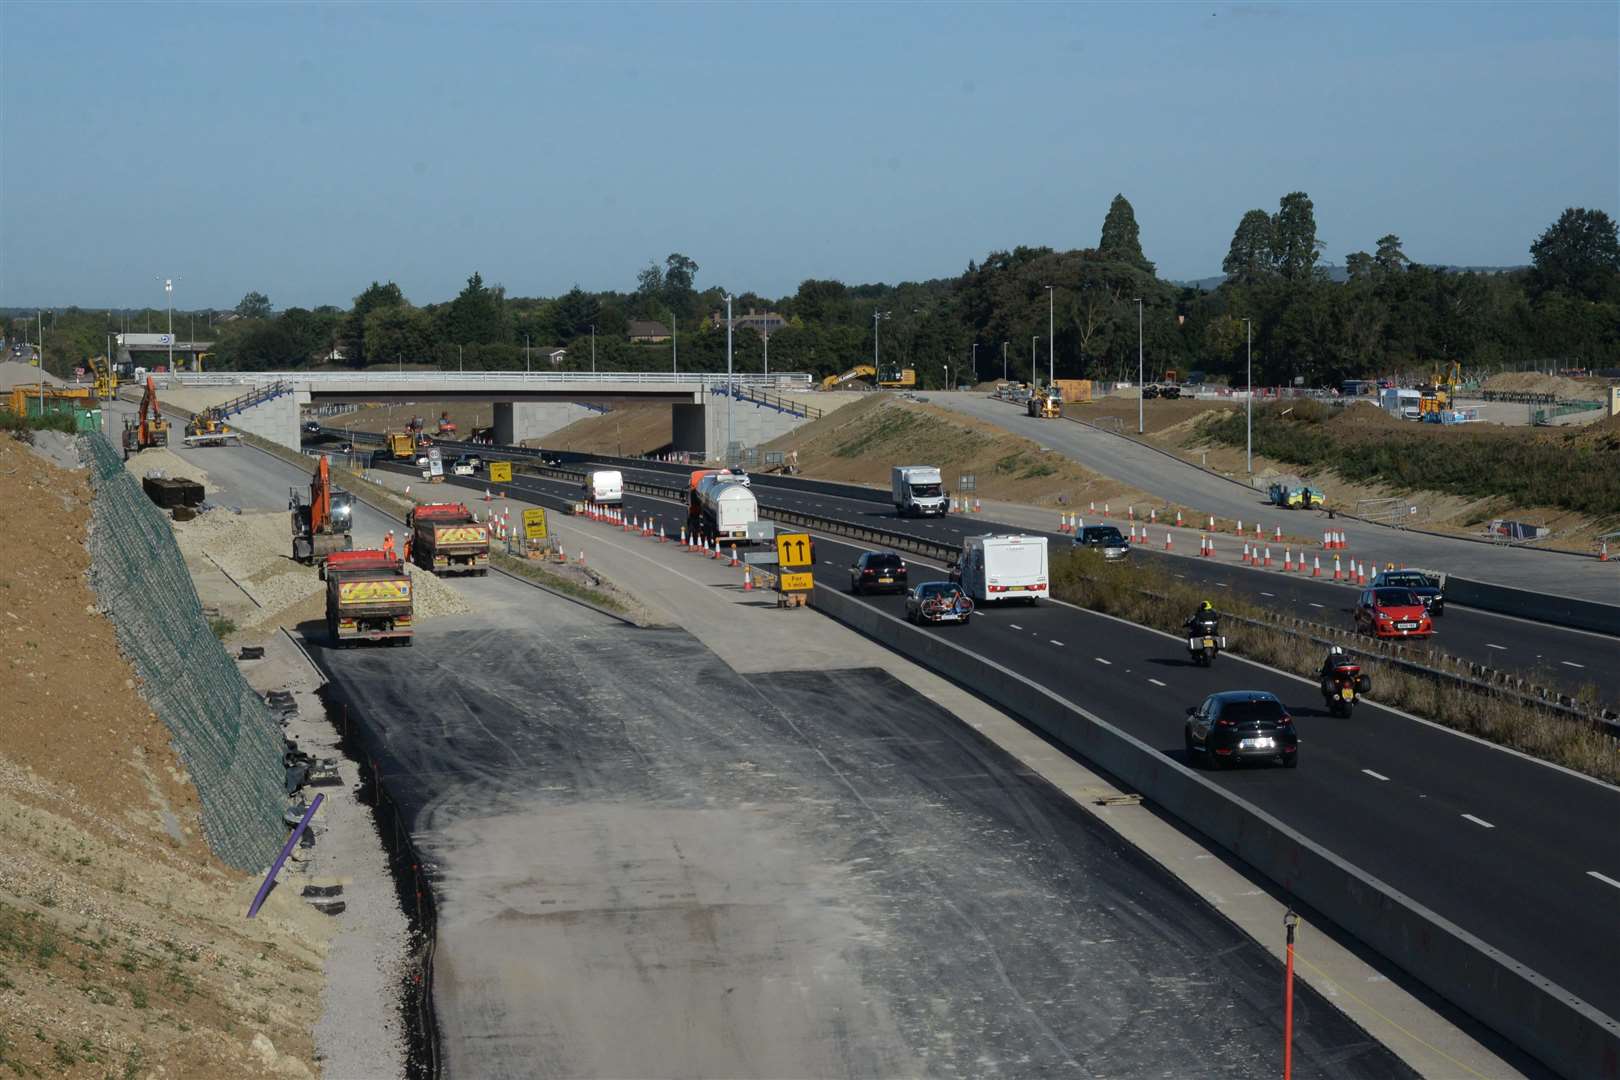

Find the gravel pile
[[404, 563, 472, 618], [123, 446, 209, 486]]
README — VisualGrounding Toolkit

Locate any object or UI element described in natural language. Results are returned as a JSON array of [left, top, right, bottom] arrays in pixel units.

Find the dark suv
[[849, 551, 909, 595], [1184, 691, 1298, 769], [1370, 570, 1444, 615], [1074, 525, 1131, 560]]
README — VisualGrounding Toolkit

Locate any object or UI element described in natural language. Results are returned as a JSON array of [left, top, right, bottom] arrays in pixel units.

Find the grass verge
[[1052, 548, 1619, 785]]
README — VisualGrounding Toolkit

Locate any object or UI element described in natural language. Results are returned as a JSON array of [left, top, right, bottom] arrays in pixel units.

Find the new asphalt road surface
[[419, 461, 1620, 1028]]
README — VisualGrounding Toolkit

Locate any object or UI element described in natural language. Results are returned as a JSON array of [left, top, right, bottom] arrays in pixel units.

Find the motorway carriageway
[[381, 458, 1620, 1027], [600, 460, 1620, 706]]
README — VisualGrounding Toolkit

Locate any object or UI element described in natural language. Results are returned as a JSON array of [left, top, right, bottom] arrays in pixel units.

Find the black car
[[1184, 691, 1298, 769], [1073, 525, 1131, 560], [1370, 570, 1444, 615], [849, 551, 909, 595]]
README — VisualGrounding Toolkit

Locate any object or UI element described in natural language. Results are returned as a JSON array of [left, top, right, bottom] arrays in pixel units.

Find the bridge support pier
[[492, 401, 596, 446]]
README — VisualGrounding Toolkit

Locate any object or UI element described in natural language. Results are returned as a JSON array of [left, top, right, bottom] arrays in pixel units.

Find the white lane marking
[[1561, 660, 1585, 669], [1486, 643, 1506, 650], [1461, 814, 1495, 829], [1260, 591, 1275, 597], [1216, 582, 1229, 588], [1148, 677, 1167, 687], [1361, 769, 1390, 781], [1309, 602, 1324, 609], [1588, 871, 1620, 891], [1095, 657, 1112, 665], [1049, 639, 1065, 647], [1010, 624, 1023, 630]]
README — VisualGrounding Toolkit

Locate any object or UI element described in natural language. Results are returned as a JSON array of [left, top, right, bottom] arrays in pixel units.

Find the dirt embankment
[[530, 403, 672, 455], [0, 435, 331, 1079], [1480, 371, 1609, 402], [761, 395, 1160, 508]]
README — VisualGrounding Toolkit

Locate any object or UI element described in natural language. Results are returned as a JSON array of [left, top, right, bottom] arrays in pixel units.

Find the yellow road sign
[[776, 532, 812, 569], [779, 571, 814, 592], [489, 461, 512, 483], [522, 507, 549, 540]]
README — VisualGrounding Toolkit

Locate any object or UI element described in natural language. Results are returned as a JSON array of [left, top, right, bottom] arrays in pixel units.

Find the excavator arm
[[310, 455, 332, 534]]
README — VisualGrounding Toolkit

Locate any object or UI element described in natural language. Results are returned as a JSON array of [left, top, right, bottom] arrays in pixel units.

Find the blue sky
[[2, 1, 1615, 309]]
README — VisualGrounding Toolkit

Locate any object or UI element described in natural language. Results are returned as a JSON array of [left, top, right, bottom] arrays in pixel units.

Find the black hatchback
[[850, 551, 909, 595], [1184, 691, 1298, 769]]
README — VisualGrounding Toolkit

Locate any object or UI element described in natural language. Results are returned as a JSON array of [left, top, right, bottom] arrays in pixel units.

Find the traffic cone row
[[1199, 534, 1213, 557], [1059, 512, 1074, 534], [1322, 530, 1347, 550]]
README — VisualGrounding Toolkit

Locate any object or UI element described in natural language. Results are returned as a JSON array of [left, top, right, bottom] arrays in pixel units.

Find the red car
[[1354, 587, 1433, 639]]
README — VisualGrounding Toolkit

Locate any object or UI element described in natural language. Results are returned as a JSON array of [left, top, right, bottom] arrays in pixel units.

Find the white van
[[952, 534, 1049, 604], [584, 469, 623, 505]]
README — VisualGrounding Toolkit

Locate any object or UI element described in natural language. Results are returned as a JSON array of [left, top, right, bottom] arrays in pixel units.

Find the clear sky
[[1, 1, 1615, 310]]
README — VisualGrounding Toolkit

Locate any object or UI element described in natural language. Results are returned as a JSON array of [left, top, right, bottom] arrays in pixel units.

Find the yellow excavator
[[87, 355, 118, 398], [820, 364, 917, 390]]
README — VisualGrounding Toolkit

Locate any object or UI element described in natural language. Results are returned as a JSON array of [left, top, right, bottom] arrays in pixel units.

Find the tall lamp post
[[1243, 318, 1254, 474], [670, 310, 678, 374], [1133, 298, 1144, 434], [1030, 336, 1037, 385], [872, 309, 890, 370], [1044, 285, 1056, 389], [724, 295, 734, 459], [163, 277, 175, 374], [590, 325, 596, 374], [970, 342, 978, 387], [525, 334, 531, 374], [763, 320, 769, 379], [942, 363, 951, 392], [1002, 341, 1008, 381]]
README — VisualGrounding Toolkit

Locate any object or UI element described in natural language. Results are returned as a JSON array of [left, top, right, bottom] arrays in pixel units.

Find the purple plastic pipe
[[247, 792, 323, 919]]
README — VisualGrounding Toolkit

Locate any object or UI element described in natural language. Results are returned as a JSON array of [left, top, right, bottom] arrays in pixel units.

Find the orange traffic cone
[[1312, 555, 1322, 577], [1242, 542, 1251, 565], [1263, 546, 1273, 568], [729, 545, 740, 567], [1283, 548, 1293, 572], [743, 565, 754, 591], [1164, 530, 1172, 551], [1333, 555, 1343, 581], [973, 498, 981, 513]]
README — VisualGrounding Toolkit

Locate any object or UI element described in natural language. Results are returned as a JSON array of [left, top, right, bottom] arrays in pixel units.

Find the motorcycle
[[1321, 660, 1373, 717], [1186, 617, 1225, 667]]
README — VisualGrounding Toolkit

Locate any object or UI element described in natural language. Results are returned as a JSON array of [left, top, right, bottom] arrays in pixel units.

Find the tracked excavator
[[121, 375, 170, 459], [290, 455, 355, 565]]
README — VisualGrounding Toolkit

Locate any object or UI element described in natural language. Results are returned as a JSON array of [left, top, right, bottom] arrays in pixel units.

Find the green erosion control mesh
[[81, 433, 285, 872]]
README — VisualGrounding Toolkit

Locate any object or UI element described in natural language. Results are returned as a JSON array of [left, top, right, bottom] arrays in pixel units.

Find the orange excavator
[[290, 455, 355, 565], [121, 375, 170, 459]]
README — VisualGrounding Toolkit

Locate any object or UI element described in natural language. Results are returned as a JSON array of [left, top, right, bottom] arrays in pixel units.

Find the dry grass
[[1051, 549, 1620, 784]]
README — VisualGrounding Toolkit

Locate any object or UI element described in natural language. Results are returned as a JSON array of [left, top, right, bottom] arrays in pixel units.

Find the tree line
[[11, 199, 1617, 389]]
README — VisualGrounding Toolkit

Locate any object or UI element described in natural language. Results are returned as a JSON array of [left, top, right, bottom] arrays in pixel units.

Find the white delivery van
[[892, 465, 948, 517], [953, 534, 1049, 604], [583, 469, 623, 505]]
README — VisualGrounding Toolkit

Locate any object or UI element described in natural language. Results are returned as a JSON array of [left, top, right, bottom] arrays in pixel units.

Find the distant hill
[[1170, 265, 1528, 291]]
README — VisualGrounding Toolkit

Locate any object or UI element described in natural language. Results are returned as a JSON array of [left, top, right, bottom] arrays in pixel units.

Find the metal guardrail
[[176, 370, 813, 389], [711, 383, 823, 420]]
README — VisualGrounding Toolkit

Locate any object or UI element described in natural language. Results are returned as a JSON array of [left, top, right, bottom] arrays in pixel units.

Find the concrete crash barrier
[[813, 584, 1620, 1080], [1445, 576, 1620, 637]]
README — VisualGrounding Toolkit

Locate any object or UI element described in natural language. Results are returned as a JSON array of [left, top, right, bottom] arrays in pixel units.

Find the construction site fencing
[[81, 432, 286, 872]]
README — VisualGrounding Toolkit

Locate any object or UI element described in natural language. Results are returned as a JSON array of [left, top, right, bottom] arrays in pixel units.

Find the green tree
[[341, 281, 406, 365], [663, 253, 699, 293], [1373, 234, 1410, 275], [363, 304, 435, 362], [1271, 192, 1321, 281], [1222, 210, 1275, 285], [1344, 251, 1375, 283], [1098, 194, 1154, 275], [444, 272, 505, 345], [553, 286, 600, 339], [235, 291, 273, 319], [1530, 207, 1620, 301]]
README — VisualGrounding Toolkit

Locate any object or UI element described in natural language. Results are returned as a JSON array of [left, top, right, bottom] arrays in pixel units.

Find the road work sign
[[778, 571, 814, 592], [489, 461, 512, 483], [776, 532, 812, 570], [522, 507, 549, 540]]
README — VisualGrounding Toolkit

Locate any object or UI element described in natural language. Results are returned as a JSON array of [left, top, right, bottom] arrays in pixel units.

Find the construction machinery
[[1026, 384, 1063, 418], [290, 455, 355, 564], [820, 364, 917, 390], [406, 502, 490, 576], [182, 408, 240, 447], [323, 549, 413, 646], [384, 431, 417, 459], [121, 376, 170, 459], [87, 355, 118, 398]]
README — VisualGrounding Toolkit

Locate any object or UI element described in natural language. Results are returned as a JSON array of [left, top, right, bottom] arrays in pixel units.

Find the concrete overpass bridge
[[157, 370, 823, 454]]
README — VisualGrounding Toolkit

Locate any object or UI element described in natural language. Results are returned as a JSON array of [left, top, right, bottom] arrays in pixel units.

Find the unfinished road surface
[[312, 595, 1410, 1079]]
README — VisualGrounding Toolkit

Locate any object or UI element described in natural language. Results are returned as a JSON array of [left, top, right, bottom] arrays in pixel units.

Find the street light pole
[[590, 325, 596, 374], [1002, 341, 1008, 381], [943, 363, 950, 391], [1031, 336, 1037, 384], [1045, 285, 1055, 388], [164, 278, 174, 373], [971, 343, 978, 386], [458, 344, 463, 373], [525, 334, 531, 374], [670, 309, 678, 375], [1244, 318, 1254, 474], [1133, 298, 1144, 434], [725, 295, 734, 459], [763, 322, 769, 380]]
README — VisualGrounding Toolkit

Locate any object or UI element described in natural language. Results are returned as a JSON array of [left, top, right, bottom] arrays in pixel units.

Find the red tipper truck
[[323, 550, 414, 647], [407, 502, 491, 576]]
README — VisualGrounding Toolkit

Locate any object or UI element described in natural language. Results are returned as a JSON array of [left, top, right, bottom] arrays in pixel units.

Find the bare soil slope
[[0, 435, 331, 1079], [763, 395, 1159, 507], [529, 403, 671, 454]]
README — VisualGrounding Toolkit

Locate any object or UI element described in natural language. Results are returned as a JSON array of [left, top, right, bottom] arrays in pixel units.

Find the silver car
[[1073, 525, 1131, 560]]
